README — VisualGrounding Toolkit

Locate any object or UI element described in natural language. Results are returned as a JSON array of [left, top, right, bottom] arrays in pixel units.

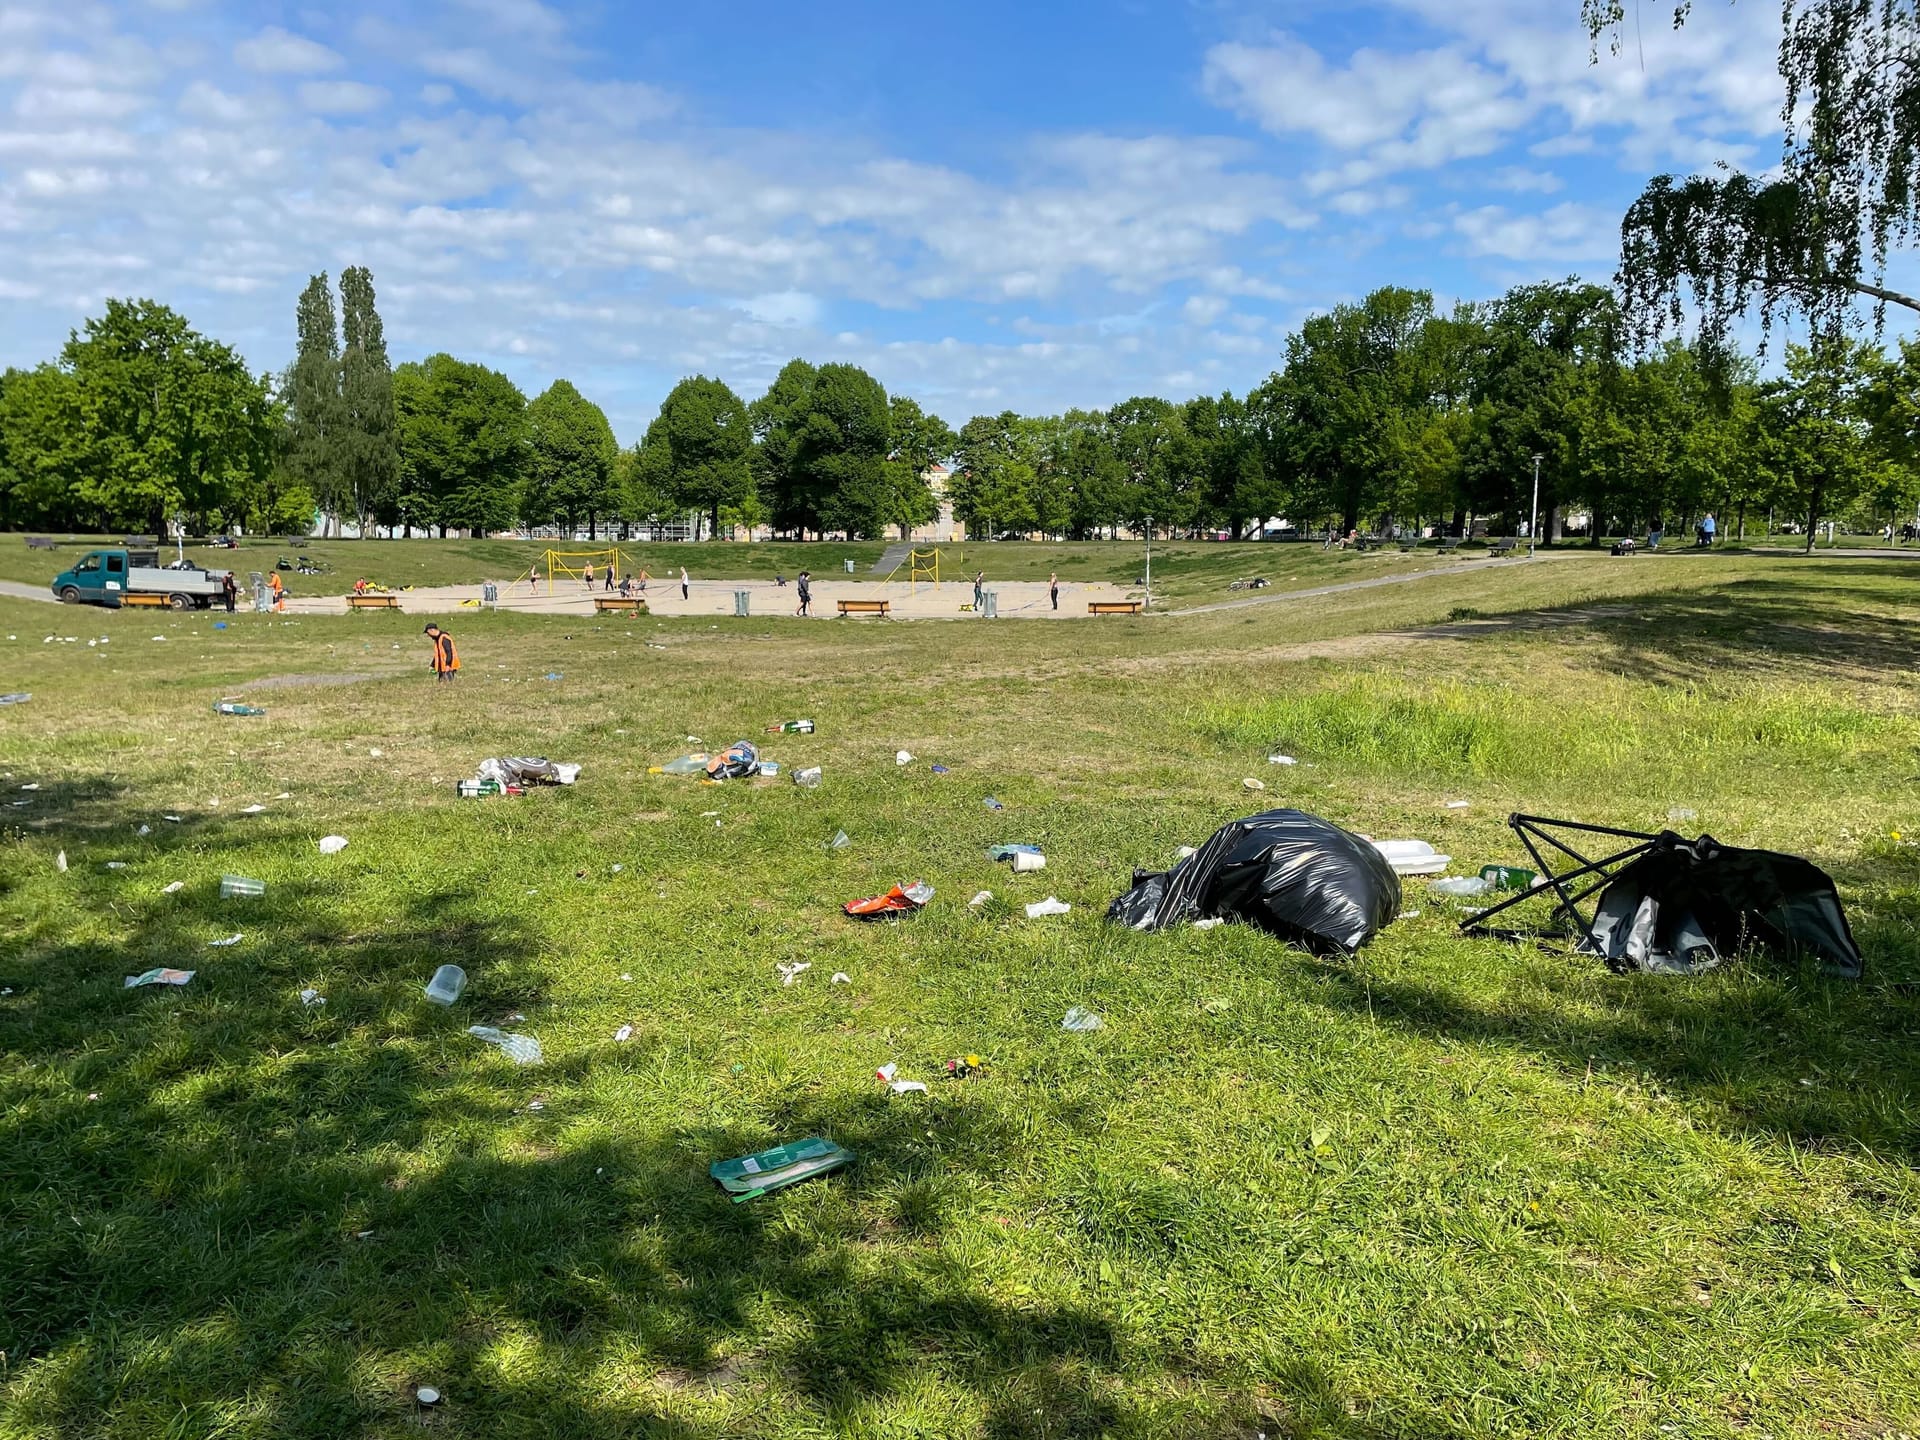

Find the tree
[[523, 380, 618, 537], [1754, 335, 1880, 551], [392, 354, 528, 537], [1586, 2, 1920, 345], [880, 395, 956, 540], [0, 365, 86, 529], [1106, 397, 1187, 531], [285, 274, 346, 533], [749, 359, 819, 536], [338, 266, 399, 536], [645, 375, 753, 537], [800, 364, 893, 539]]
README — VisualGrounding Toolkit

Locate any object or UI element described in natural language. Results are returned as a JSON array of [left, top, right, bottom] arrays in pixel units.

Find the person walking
[[221, 571, 237, 613], [1049, 571, 1059, 611], [1701, 512, 1717, 547], [679, 566, 690, 601], [637, 567, 650, 595], [603, 564, 615, 592], [619, 573, 633, 600], [526, 565, 539, 591], [972, 570, 984, 611], [423, 623, 460, 683], [583, 561, 595, 590], [796, 569, 812, 617]]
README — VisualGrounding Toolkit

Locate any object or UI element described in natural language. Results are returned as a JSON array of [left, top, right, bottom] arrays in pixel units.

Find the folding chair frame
[[1462, 813, 1665, 949]]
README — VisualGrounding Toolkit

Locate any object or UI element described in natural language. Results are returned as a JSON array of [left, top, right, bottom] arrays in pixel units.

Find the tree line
[[4, 271, 1918, 543]]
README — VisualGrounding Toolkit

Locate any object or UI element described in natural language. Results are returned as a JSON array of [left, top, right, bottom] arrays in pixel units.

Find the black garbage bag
[[1582, 833, 1862, 977], [1107, 809, 1401, 955]]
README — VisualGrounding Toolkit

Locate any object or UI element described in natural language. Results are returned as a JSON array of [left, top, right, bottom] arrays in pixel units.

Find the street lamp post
[[1143, 516, 1153, 611], [1528, 453, 1543, 559]]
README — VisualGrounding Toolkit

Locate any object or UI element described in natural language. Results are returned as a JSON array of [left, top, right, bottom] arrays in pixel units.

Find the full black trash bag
[[1106, 809, 1400, 955], [1582, 833, 1862, 977]]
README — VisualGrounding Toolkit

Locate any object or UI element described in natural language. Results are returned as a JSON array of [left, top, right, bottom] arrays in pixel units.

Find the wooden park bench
[[594, 595, 646, 614], [347, 594, 401, 610], [1088, 600, 1144, 615], [836, 598, 891, 617], [24, 536, 56, 551], [1489, 538, 1518, 557]]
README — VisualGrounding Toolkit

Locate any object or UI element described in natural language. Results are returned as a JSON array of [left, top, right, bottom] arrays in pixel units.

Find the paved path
[[0, 580, 55, 604], [1169, 551, 1586, 616]]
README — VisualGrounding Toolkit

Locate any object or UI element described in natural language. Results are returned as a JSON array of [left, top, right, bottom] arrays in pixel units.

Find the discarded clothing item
[[844, 881, 934, 918], [476, 757, 581, 788], [1463, 814, 1864, 978], [710, 1136, 853, 1203], [705, 741, 759, 781], [1107, 808, 1401, 955]]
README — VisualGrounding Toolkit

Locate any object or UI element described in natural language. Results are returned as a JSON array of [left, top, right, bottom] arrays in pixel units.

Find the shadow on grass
[[0, 870, 1443, 1440]]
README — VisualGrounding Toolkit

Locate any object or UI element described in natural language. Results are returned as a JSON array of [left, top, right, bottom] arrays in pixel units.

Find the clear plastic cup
[[425, 964, 466, 1005], [219, 875, 265, 898]]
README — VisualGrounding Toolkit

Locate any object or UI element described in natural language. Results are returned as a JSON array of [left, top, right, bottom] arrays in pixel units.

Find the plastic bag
[[468, 1026, 543, 1065]]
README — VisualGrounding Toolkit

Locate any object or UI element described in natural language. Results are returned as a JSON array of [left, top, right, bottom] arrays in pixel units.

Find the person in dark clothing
[[796, 569, 812, 617], [423, 624, 460, 682], [221, 572, 237, 613], [1049, 571, 1059, 611]]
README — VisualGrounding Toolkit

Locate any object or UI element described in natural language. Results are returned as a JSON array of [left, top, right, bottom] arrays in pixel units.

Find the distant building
[[907, 463, 961, 543]]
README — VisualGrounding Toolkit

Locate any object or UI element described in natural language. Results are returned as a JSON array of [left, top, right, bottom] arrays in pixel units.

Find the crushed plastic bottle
[[1061, 1006, 1104, 1032], [424, 964, 467, 1005], [467, 1026, 543, 1065], [794, 766, 823, 788], [657, 754, 709, 775], [1430, 876, 1489, 897], [1667, 807, 1698, 823], [983, 796, 1005, 811]]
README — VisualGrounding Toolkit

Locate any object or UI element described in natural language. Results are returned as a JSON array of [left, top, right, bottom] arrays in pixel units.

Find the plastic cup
[[219, 875, 265, 898], [425, 964, 466, 1006]]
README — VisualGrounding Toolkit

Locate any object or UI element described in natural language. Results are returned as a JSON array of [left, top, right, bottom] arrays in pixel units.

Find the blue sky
[[0, 0, 1793, 442]]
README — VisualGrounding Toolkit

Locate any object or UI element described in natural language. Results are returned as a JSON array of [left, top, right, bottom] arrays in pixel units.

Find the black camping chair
[[1462, 814, 1662, 949], [1463, 813, 1862, 977]]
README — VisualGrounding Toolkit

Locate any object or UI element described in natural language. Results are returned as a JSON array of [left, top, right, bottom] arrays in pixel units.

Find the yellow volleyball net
[[542, 548, 630, 594]]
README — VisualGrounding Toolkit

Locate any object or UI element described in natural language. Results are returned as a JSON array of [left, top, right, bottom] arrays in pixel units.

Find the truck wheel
[[168, 593, 191, 611], [59, 586, 79, 603]]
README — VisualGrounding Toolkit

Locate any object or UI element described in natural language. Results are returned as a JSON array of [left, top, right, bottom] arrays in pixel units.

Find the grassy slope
[[1, 555, 1917, 1439], [1, 534, 1471, 606]]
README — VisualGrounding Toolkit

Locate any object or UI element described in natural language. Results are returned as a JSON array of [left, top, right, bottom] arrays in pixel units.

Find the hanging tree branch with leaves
[[1585, 1, 1920, 345]]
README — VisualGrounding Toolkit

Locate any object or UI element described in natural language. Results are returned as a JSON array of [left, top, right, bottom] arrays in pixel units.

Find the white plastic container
[[1370, 840, 1452, 876], [1010, 850, 1047, 873]]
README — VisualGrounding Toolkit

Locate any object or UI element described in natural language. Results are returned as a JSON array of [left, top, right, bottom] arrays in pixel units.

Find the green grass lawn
[[0, 534, 1469, 607], [3, 554, 1918, 1439]]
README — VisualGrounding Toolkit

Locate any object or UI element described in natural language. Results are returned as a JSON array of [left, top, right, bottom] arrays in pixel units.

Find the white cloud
[[233, 26, 342, 75], [736, 291, 822, 328], [1454, 202, 1618, 263], [298, 80, 387, 114], [1183, 294, 1228, 326], [419, 83, 456, 106], [1486, 166, 1563, 194]]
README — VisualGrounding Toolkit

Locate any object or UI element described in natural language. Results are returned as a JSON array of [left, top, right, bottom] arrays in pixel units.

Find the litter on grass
[[1026, 896, 1070, 918], [828, 830, 850, 850], [614, 1025, 633, 1042], [425, 964, 466, 1005], [890, 1080, 928, 1094], [300, 988, 325, 1008], [876, 1062, 898, 1083], [830, 972, 852, 985], [239, 804, 267, 815], [710, 1137, 853, 1203], [126, 968, 194, 988], [794, 766, 823, 788], [473, 757, 581, 789], [219, 875, 265, 898], [1193, 917, 1226, 931], [136, 824, 150, 836], [970, 890, 993, 907], [467, 1026, 543, 1065], [1431, 876, 1488, 897], [213, 700, 266, 716], [1371, 839, 1452, 876], [895, 751, 914, 766], [1445, 800, 1471, 810], [766, 719, 815, 734], [1243, 778, 1267, 792], [318, 835, 348, 855], [983, 796, 1005, 811], [55, 851, 67, 872], [930, 764, 951, 774], [105, 862, 128, 870], [1010, 850, 1046, 873], [0, 693, 28, 705], [1109, 809, 1401, 955], [161, 880, 183, 894], [1061, 1006, 1104, 1032], [208, 933, 243, 947], [777, 961, 812, 985], [1268, 754, 1297, 765], [989, 843, 1042, 862], [845, 881, 934, 918]]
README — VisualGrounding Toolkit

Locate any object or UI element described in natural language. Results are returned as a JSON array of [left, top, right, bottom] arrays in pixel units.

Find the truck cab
[[51, 549, 229, 610]]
